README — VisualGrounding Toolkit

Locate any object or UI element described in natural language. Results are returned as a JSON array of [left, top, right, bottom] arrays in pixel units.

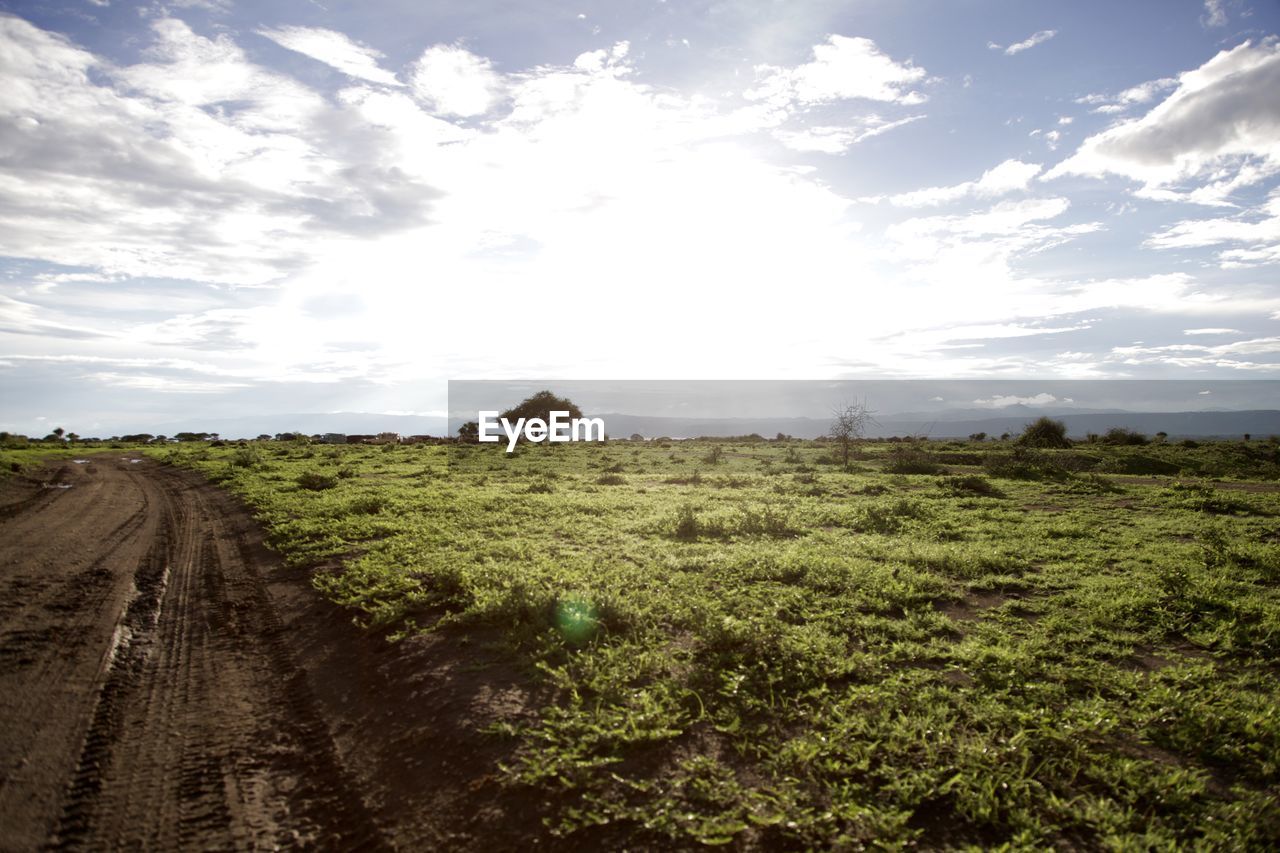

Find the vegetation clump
[[296, 470, 339, 491], [1017, 416, 1072, 449]]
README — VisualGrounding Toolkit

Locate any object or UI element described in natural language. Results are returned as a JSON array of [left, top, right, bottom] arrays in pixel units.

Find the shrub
[[232, 446, 262, 468], [736, 504, 796, 538], [1100, 454, 1181, 476], [674, 505, 700, 541], [347, 494, 387, 514], [1100, 427, 1150, 446], [884, 445, 943, 474], [297, 471, 339, 491], [1017, 417, 1071, 449], [939, 475, 1002, 497], [703, 445, 724, 465], [983, 447, 1069, 481], [855, 499, 926, 534], [596, 473, 626, 486]]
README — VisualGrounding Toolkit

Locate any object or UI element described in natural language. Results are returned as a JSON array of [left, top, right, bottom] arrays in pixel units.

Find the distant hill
[[153, 412, 447, 440], [140, 408, 1279, 441], [585, 410, 1280, 440]]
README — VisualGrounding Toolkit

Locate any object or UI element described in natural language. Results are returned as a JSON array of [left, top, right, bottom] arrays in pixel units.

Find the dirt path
[[0, 458, 385, 850]]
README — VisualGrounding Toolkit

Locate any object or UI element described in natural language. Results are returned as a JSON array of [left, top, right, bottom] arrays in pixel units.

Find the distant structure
[[346, 434, 375, 445], [319, 433, 347, 445], [373, 432, 400, 445]]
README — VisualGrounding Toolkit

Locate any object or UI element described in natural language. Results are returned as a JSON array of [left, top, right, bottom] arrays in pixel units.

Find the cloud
[[1147, 189, 1280, 266], [410, 43, 504, 116], [773, 115, 923, 154], [992, 30, 1057, 56], [972, 392, 1064, 407], [256, 26, 401, 86], [1111, 336, 1280, 370], [2, 14, 1275, 396], [880, 159, 1042, 207], [1184, 328, 1241, 334], [1074, 77, 1177, 114], [1203, 0, 1228, 27], [748, 35, 927, 107], [0, 16, 441, 285], [1047, 39, 1280, 205]]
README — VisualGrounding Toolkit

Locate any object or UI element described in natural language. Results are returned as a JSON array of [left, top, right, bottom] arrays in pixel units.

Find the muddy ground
[[0, 458, 547, 851]]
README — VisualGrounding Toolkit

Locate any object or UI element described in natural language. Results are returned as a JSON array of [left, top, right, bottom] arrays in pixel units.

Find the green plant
[[296, 470, 339, 490]]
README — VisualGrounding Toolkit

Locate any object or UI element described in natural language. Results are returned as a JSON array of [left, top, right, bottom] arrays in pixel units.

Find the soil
[[0, 458, 547, 851]]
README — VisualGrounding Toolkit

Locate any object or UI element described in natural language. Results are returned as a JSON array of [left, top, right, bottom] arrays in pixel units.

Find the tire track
[[0, 459, 388, 850]]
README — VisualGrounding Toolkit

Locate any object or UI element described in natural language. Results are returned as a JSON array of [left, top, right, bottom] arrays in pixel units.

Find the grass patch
[[157, 437, 1280, 848]]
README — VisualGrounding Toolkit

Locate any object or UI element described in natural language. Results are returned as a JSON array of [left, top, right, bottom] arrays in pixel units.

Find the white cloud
[[0, 16, 440, 286], [1111, 336, 1280, 370], [1147, 190, 1280, 266], [1203, 0, 1228, 27], [748, 35, 927, 106], [1000, 30, 1057, 56], [773, 115, 923, 154], [1185, 328, 1241, 334], [1047, 40, 1280, 205], [256, 26, 401, 87], [410, 43, 504, 117], [972, 392, 1063, 407], [881, 159, 1042, 207], [1075, 77, 1177, 114], [2, 14, 1276, 395]]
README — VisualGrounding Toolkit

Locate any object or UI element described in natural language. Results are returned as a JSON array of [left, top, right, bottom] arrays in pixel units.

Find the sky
[[1, 0, 1279, 435]]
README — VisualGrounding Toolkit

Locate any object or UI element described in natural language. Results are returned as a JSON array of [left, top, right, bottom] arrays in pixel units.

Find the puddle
[[128, 459, 142, 464], [73, 459, 90, 464], [43, 484, 74, 490]]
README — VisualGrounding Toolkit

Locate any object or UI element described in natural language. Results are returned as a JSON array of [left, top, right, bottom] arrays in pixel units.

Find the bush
[[1101, 454, 1182, 476], [884, 445, 943, 474], [1017, 417, 1071, 449], [983, 447, 1069, 481], [1099, 427, 1149, 446], [596, 473, 626, 486], [347, 494, 387, 514], [297, 471, 339, 491], [939, 475, 1003, 497], [232, 446, 262, 468], [674, 505, 700, 541]]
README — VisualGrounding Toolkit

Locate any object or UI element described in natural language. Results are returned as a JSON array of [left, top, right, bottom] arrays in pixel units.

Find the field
[[150, 436, 1280, 848]]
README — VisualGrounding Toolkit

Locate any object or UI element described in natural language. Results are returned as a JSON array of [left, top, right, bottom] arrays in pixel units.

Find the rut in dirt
[[0, 458, 386, 851]]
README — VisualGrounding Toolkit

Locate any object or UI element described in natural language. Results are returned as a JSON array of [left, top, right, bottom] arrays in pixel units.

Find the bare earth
[[0, 458, 544, 851]]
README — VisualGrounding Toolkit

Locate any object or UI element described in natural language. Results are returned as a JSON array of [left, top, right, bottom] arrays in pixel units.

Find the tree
[[1017, 416, 1071, 449], [500, 390, 583, 423], [828, 400, 875, 470], [53, 427, 65, 442], [969, 432, 987, 442], [458, 421, 479, 441], [66, 432, 80, 444]]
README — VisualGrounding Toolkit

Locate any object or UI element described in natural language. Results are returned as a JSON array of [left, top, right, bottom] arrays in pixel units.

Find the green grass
[[0, 444, 109, 477], [154, 438, 1280, 848]]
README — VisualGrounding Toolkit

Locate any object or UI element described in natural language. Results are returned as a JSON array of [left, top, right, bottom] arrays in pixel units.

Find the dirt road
[[0, 457, 387, 850]]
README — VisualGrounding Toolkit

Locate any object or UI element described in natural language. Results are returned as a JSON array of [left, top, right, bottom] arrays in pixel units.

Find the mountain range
[[142, 408, 1280, 440]]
